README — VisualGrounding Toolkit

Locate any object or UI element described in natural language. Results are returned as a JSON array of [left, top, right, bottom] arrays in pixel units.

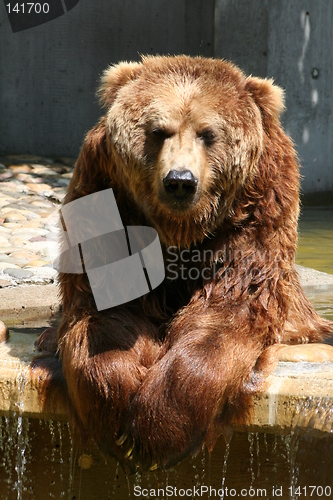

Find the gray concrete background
[[0, 0, 332, 193]]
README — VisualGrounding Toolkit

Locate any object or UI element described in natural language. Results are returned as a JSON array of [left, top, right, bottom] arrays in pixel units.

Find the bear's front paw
[[119, 389, 206, 472], [34, 327, 58, 354]]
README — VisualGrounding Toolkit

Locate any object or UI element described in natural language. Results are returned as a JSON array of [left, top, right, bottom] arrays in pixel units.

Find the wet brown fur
[[33, 56, 333, 471]]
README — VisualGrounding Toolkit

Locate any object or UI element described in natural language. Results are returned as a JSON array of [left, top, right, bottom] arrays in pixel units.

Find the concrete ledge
[[296, 265, 333, 294], [0, 266, 331, 327], [1, 331, 333, 435], [0, 331, 66, 419], [0, 283, 60, 326], [246, 361, 333, 435]]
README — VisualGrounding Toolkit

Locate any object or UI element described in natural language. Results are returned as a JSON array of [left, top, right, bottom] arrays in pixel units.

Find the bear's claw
[[115, 432, 128, 447]]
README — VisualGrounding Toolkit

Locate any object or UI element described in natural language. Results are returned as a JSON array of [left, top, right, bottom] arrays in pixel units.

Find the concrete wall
[[215, 0, 333, 193], [0, 0, 332, 193], [0, 1, 214, 157]]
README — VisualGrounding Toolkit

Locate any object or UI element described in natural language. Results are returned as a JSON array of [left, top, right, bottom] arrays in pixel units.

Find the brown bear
[[36, 55, 333, 472]]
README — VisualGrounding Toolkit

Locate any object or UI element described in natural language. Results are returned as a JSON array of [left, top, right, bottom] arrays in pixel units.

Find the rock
[[0, 196, 16, 208], [25, 183, 54, 196], [0, 278, 13, 288], [1, 206, 26, 214], [24, 241, 49, 252], [78, 454, 93, 470], [50, 189, 66, 202], [0, 320, 9, 343], [62, 172, 73, 179], [24, 176, 45, 184], [2, 223, 20, 229], [9, 251, 40, 261], [1, 190, 23, 199], [3, 268, 33, 279], [54, 178, 70, 186], [0, 172, 14, 181], [24, 220, 46, 229], [9, 165, 32, 174], [24, 213, 43, 224], [30, 199, 56, 208], [15, 173, 35, 182], [31, 165, 58, 176], [0, 262, 20, 270], [11, 228, 48, 237], [26, 260, 50, 267], [25, 266, 57, 279], [4, 211, 27, 222]]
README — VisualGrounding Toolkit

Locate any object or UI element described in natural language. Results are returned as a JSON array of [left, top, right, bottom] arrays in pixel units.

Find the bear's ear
[[245, 77, 285, 124], [98, 61, 143, 108]]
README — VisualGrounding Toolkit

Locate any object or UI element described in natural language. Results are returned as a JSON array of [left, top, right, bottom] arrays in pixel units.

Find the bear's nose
[[163, 170, 198, 200]]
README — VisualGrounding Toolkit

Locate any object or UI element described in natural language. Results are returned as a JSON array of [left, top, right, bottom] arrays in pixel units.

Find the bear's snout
[[163, 169, 198, 202]]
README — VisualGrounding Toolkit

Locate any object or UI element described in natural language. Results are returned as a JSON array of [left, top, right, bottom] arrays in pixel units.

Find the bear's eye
[[197, 129, 217, 146], [150, 128, 173, 141]]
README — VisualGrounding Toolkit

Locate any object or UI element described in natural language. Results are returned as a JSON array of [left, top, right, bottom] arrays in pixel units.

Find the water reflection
[[296, 205, 333, 276]]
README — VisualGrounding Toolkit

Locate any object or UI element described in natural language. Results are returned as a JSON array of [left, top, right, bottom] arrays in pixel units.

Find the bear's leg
[[58, 306, 161, 470], [125, 298, 268, 470]]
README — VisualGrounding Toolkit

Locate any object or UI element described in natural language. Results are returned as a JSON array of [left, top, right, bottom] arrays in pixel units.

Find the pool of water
[[296, 205, 333, 275], [295, 203, 333, 323]]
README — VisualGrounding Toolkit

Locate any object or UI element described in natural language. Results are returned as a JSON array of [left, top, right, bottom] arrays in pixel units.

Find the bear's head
[[98, 56, 285, 247]]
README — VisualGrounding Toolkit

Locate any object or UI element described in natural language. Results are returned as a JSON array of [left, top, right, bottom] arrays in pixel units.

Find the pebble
[[10, 251, 40, 260], [4, 268, 33, 280], [4, 211, 27, 223], [11, 228, 48, 237], [27, 259, 49, 267], [0, 155, 74, 286], [10, 165, 32, 174], [31, 199, 56, 208], [25, 183, 55, 195], [0, 262, 20, 270], [0, 197, 16, 208], [0, 278, 12, 288]]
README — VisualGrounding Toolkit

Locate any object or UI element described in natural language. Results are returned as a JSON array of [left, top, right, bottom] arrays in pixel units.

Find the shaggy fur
[[35, 55, 333, 471]]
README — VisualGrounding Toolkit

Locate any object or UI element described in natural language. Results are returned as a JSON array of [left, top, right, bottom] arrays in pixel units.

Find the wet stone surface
[[0, 155, 75, 287]]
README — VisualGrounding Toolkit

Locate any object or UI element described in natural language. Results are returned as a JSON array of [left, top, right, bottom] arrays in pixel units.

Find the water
[[296, 204, 333, 323], [296, 205, 333, 276], [0, 418, 73, 499]]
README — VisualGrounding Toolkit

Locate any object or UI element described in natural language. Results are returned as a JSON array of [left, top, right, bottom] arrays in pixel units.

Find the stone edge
[[0, 265, 331, 326], [0, 283, 60, 325]]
